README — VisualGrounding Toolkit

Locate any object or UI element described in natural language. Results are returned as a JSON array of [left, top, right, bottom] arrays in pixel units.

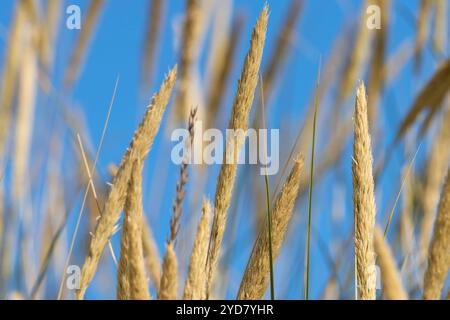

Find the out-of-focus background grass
[[0, 0, 448, 299]]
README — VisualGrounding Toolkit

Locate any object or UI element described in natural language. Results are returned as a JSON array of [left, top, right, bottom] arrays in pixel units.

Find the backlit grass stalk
[[374, 226, 407, 300], [414, 0, 431, 72], [237, 157, 304, 300], [142, 217, 162, 291], [420, 108, 450, 264], [206, 4, 269, 298], [423, 168, 450, 300], [352, 82, 377, 300], [63, 0, 104, 89], [141, 0, 164, 90], [75, 67, 176, 299], [183, 199, 211, 300], [206, 14, 243, 128], [0, 2, 26, 162], [158, 242, 178, 300], [122, 160, 150, 300], [174, 0, 203, 123]]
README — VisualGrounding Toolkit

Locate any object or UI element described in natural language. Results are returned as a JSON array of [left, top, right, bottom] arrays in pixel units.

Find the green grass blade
[[304, 63, 320, 300]]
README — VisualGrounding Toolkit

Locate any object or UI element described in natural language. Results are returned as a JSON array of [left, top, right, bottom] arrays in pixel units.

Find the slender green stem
[[265, 171, 274, 300], [259, 76, 274, 300], [304, 64, 320, 300]]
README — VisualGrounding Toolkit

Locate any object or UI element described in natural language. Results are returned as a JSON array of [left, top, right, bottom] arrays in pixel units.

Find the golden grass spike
[[141, 0, 164, 90], [395, 58, 450, 143], [117, 210, 131, 299], [0, 2, 26, 161], [158, 242, 178, 300], [206, 4, 269, 298], [367, 0, 389, 130], [124, 160, 150, 300], [237, 157, 304, 300], [414, 0, 432, 71], [423, 168, 450, 299], [75, 66, 177, 299], [174, 0, 203, 123], [142, 216, 162, 291], [184, 199, 211, 300], [63, 0, 104, 89], [419, 107, 450, 264], [352, 82, 377, 300], [374, 226, 407, 300]]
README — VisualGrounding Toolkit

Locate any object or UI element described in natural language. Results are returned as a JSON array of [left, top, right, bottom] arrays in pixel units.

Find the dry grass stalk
[[395, 58, 450, 142], [262, 0, 302, 101], [174, 0, 203, 123], [141, 0, 164, 89], [237, 157, 304, 300], [0, 2, 27, 161], [380, 40, 413, 86], [142, 217, 162, 291], [12, 20, 38, 295], [352, 83, 377, 300], [206, 4, 269, 298], [206, 14, 244, 128], [39, 0, 62, 72], [158, 242, 178, 300], [374, 226, 407, 300], [63, 0, 104, 89], [117, 211, 131, 299], [123, 160, 150, 300], [414, 0, 431, 71], [183, 199, 211, 300], [158, 107, 197, 300], [432, 0, 447, 54], [423, 168, 450, 299], [340, 0, 371, 101], [367, 0, 389, 129], [170, 107, 197, 243], [21, 0, 38, 23], [419, 107, 450, 264], [13, 25, 38, 201], [75, 66, 177, 299]]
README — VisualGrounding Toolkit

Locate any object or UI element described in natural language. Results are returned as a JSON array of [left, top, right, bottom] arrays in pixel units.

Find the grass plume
[[352, 82, 377, 300], [206, 4, 269, 298]]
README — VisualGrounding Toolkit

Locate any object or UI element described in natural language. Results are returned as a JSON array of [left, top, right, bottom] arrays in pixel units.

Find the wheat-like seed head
[[184, 199, 211, 300], [206, 4, 269, 298], [142, 216, 162, 291], [158, 242, 178, 300], [75, 66, 177, 299], [124, 160, 150, 300], [352, 82, 377, 300], [237, 157, 304, 300], [423, 168, 450, 299], [419, 107, 450, 263]]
